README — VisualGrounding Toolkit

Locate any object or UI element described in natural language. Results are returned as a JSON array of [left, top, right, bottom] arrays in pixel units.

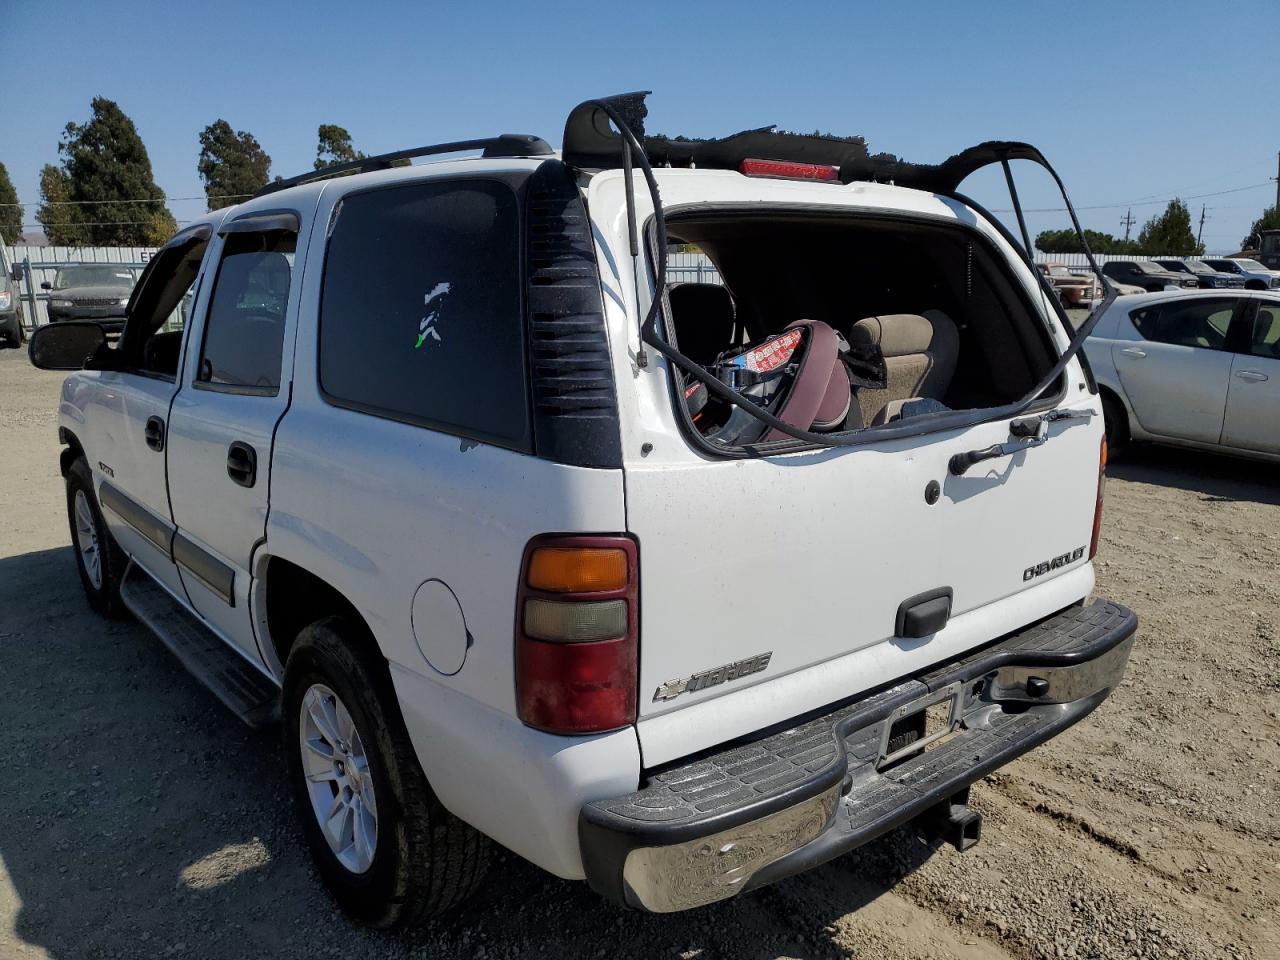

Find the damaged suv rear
[[563, 94, 1135, 911]]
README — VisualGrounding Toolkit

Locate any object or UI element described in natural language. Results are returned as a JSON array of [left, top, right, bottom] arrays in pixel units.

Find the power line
[[993, 180, 1273, 214], [0, 193, 250, 208], [17, 220, 193, 228]]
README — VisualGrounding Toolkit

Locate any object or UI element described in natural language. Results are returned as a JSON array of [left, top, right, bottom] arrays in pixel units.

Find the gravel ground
[[1, 345, 1276, 960]]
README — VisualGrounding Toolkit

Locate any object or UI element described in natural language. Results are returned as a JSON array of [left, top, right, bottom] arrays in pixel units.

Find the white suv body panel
[[586, 170, 1103, 764]]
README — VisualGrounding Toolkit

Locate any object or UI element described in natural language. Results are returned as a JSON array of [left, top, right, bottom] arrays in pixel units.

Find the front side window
[[1133, 299, 1236, 350], [121, 232, 210, 378], [195, 230, 296, 392], [317, 179, 528, 449]]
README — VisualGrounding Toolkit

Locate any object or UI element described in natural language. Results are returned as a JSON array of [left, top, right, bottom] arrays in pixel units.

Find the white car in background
[[1084, 290, 1280, 460], [1200, 258, 1280, 291]]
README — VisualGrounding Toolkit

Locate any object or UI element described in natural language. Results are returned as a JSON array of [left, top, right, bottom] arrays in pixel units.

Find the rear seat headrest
[[848, 310, 957, 358], [667, 282, 736, 365]]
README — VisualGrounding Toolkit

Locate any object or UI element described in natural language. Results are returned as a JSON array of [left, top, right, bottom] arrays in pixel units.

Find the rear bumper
[[579, 599, 1136, 912]]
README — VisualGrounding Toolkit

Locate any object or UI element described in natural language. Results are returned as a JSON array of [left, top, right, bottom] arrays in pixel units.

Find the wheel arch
[[258, 555, 381, 677], [1098, 383, 1132, 445], [58, 426, 86, 477]]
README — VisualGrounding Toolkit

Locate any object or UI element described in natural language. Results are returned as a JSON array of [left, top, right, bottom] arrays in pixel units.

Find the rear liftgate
[[561, 91, 1116, 456]]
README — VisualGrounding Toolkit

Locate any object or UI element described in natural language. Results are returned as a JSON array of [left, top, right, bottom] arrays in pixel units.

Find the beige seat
[[848, 309, 959, 426]]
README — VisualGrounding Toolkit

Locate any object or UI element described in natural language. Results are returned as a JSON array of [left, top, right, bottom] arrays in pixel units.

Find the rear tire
[[283, 617, 492, 927], [1101, 391, 1130, 458], [65, 458, 128, 617]]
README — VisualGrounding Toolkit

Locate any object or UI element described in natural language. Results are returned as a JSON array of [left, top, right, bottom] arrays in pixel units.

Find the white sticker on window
[[416, 282, 451, 349]]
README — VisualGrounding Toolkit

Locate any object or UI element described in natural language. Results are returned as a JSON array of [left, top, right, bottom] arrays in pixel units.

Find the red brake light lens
[[515, 535, 639, 735], [739, 158, 841, 182]]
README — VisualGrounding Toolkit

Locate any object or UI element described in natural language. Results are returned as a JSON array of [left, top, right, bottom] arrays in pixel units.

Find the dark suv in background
[[42, 264, 139, 332], [1154, 259, 1246, 289], [1100, 259, 1199, 292], [0, 248, 25, 348]]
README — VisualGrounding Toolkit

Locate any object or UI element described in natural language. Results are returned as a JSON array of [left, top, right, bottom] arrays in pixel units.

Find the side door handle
[[226, 441, 258, 488], [1120, 347, 1147, 358], [1235, 369, 1269, 382], [144, 416, 165, 452]]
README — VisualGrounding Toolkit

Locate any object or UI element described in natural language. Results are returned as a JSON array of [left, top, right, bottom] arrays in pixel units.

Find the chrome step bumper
[[580, 599, 1137, 912]]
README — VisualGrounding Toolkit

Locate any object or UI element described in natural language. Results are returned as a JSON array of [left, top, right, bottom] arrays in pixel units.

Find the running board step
[[120, 564, 280, 728]]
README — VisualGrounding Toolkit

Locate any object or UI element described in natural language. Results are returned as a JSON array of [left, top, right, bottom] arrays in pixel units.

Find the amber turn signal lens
[[527, 547, 628, 593]]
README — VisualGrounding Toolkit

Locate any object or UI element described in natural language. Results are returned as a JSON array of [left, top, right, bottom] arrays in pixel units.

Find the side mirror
[[8, 265, 19, 283], [40, 281, 52, 290], [27, 321, 108, 371]]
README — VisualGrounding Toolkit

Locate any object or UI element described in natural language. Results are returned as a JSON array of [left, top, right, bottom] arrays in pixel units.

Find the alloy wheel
[[299, 684, 379, 874]]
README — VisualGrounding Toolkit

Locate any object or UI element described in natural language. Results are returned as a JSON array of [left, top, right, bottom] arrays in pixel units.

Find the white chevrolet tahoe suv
[[30, 94, 1136, 926]]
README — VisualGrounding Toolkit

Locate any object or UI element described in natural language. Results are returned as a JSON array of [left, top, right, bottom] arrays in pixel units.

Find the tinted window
[[196, 231, 296, 392], [318, 179, 527, 448], [1251, 303, 1280, 359], [1132, 299, 1236, 350]]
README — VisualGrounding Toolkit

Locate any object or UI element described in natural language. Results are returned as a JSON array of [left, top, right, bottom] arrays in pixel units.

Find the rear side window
[[318, 179, 528, 449], [196, 230, 296, 392], [1131, 299, 1236, 350], [1251, 303, 1280, 359]]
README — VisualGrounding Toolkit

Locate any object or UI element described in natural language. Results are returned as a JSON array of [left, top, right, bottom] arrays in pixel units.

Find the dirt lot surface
[[1, 346, 1276, 960]]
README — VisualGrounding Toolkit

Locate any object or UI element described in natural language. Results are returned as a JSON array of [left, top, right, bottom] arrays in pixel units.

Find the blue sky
[[7, 0, 1279, 252]]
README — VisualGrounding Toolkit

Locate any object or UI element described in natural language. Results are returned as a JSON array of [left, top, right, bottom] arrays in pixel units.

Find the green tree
[[315, 124, 365, 169], [1035, 228, 1140, 255], [1241, 205, 1280, 251], [198, 119, 271, 210], [0, 161, 22, 244], [35, 164, 80, 245], [37, 97, 176, 246], [1136, 199, 1203, 256]]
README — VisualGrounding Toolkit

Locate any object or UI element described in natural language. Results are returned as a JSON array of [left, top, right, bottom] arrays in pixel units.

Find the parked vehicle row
[[1085, 289, 1280, 461]]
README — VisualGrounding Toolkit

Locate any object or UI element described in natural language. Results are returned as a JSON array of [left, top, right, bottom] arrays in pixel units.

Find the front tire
[[65, 458, 128, 616], [283, 617, 491, 927]]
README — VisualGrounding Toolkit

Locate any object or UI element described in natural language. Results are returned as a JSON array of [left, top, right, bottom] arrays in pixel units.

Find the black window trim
[[313, 175, 535, 456], [191, 212, 301, 399]]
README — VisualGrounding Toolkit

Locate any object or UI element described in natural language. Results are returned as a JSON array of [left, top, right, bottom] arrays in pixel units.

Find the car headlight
[[0, 291, 11, 310], [117, 298, 130, 307], [50, 299, 73, 308]]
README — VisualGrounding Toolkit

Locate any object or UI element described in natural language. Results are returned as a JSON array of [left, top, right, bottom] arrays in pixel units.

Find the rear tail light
[[739, 158, 841, 183], [515, 535, 638, 734], [1089, 436, 1107, 560]]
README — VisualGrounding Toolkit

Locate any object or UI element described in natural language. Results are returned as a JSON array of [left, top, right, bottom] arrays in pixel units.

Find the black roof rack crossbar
[[254, 134, 554, 198]]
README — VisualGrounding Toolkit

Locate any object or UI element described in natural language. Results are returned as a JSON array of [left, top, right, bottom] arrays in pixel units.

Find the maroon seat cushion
[[763, 320, 850, 441]]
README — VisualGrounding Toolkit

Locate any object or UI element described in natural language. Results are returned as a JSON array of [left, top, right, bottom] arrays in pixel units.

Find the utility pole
[[1198, 204, 1207, 246], [1275, 150, 1279, 211], [1121, 208, 1136, 242]]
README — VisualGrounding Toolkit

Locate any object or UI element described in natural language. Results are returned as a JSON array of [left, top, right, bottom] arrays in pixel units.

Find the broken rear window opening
[[561, 92, 1115, 456], [656, 208, 1065, 452]]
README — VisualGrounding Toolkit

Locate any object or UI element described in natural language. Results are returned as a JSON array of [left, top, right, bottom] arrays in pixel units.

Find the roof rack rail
[[254, 133, 554, 198]]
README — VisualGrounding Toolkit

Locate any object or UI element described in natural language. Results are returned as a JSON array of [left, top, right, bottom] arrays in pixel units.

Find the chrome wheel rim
[[74, 490, 101, 590], [299, 684, 378, 874]]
